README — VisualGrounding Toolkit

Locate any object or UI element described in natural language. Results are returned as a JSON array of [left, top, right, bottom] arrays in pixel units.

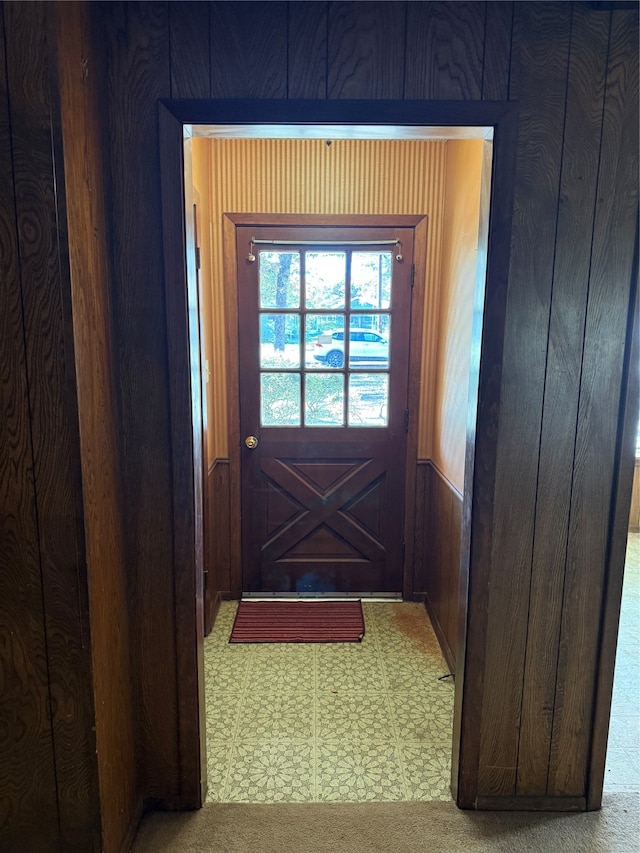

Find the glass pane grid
[[259, 248, 392, 428]]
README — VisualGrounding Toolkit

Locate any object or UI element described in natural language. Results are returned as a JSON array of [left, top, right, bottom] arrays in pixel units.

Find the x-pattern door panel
[[237, 224, 414, 594]]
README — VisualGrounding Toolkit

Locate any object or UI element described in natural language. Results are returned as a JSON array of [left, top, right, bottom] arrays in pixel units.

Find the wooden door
[[237, 224, 416, 595]]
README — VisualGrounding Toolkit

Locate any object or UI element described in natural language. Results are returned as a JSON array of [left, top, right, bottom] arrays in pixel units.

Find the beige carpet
[[133, 795, 640, 853]]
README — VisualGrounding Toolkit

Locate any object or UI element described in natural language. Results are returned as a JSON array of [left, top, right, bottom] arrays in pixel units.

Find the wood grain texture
[[288, 1, 327, 99], [98, 0, 180, 803], [222, 214, 243, 599], [55, 2, 140, 847], [0, 8, 59, 848], [477, 1, 571, 798], [67, 0, 639, 815], [517, 5, 610, 796], [403, 216, 429, 599], [160, 115, 206, 809], [327, 2, 405, 100], [405, 1, 485, 100], [3, 3, 100, 847], [482, 2, 512, 100], [452, 137, 501, 806], [548, 6, 639, 797], [423, 462, 461, 673], [211, 459, 232, 598], [412, 461, 429, 595], [169, 1, 210, 98], [210, 1, 287, 98]]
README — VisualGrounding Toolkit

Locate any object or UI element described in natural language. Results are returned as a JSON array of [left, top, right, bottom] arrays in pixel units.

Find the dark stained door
[[237, 224, 415, 594]]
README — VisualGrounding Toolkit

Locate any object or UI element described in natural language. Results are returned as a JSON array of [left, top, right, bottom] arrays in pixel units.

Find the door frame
[[223, 213, 428, 600], [158, 98, 518, 808]]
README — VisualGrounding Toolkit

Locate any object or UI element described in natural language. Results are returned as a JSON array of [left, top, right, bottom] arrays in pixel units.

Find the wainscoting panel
[[205, 458, 232, 635], [414, 461, 462, 674]]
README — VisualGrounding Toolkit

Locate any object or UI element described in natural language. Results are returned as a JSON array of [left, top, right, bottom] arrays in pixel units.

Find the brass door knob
[[245, 435, 259, 449]]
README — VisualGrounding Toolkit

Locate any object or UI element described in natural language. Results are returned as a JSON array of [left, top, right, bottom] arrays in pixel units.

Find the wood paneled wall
[[0, 3, 637, 848], [92, 0, 637, 812], [414, 462, 462, 674], [0, 3, 102, 850], [55, 4, 140, 850]]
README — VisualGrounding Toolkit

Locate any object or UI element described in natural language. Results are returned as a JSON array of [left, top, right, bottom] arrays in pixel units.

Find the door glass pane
[[305, 252, 346, 309], [259, 251, 300, 309], [260, 373, 300, 426], [347, 315, 390, 369], [348, 374, 388, 426], [305, 315, 345, 370], [351, 252, 392, 310], [305, 373, 344, 426], [260, 314, 300, 368]]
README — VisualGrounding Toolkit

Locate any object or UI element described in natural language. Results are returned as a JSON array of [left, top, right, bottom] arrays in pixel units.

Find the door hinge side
[[404, 409, 409, 432], [196, 246, 201, 270], [410, 263, 415, 288]]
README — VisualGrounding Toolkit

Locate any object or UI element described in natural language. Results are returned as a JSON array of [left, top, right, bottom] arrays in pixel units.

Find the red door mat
[[229, 600, 365, 644]]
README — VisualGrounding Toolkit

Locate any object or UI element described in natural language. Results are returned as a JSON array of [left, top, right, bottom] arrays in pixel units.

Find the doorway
[[159, 100, 517, 807]]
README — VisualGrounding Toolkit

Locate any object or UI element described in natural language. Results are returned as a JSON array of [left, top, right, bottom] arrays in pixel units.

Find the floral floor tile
[[316, 740, 406, 801], [399, 744, 452, 801], [224, 739, 315, 802], [316, 693, 394, 741]]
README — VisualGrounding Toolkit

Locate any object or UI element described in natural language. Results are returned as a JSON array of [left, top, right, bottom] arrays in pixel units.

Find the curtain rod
[[246, 238, 403, 262], [251, 239, 399, 246]]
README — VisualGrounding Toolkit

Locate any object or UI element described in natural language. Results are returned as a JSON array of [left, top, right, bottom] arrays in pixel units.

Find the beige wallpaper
[[192, 137, 454, 461], [193, 137, 484, 489], [432, 140, 484, 493]]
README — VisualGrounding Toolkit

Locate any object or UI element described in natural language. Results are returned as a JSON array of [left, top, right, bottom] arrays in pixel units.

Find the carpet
[[229, 600, 365, 643], [132, 795, 640, 853]]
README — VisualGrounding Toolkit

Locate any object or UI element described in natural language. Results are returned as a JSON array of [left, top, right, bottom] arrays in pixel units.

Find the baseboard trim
[[475, 795, 586, 812]]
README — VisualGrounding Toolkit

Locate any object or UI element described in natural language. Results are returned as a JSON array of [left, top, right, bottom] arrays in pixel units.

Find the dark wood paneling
[[517, 5, 610, 796], [210, 1, 287, 98], [405, 1, 485, 100], [422, 462, 462, 674], [548, 6, 639, 797], [169, 1, 210, 99], [0, 8, 59, 848], [482, 2, 512, 100], [447, 496, 462, 656], [412, 462, 429, 595], [99, 0, 180, 803], [452, 132, 514, 807], [64, 0, 640, 818], [476, 795, 586, 812], [55, 2, 140, 847], [211, 459, 232, 599], [327, 2, 405, 99], [160, 110, 206, 809], [289, 1, 327, 99], [477, 1, 572, 798], [3, 3, 100, 847]]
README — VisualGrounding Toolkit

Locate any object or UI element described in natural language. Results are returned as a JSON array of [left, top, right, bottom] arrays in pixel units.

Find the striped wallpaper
[[193, 137, 449, 460]]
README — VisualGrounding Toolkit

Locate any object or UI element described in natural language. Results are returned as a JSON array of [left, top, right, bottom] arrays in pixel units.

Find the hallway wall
[[95, 0, 636, 811]]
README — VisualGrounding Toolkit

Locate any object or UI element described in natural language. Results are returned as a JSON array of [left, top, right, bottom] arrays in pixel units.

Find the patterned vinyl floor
[[203, 601, 455, 803], [203, 534, 639, 803]]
